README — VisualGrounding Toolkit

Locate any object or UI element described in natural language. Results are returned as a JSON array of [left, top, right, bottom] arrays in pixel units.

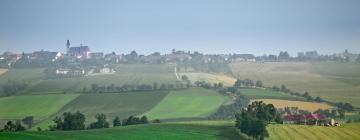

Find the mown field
[[230, 62, 360, 107], [251, 99, 332, 112], [0, 123, 241, 140], [144, 88, 229, 120], [267, 123, 360, 140], [179, 72, 236, 86], [240, 88, 304, 101]]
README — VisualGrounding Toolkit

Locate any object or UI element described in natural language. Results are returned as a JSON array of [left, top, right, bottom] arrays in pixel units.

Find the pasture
[[144, 88, 229, 120], [251, 99, 332, 112], [240, 88, 304, 101], [230, 62, 360, 107], [267, 123, 360, 140], [179, 72, 236, 86], [34, 91, 169, 129], [26, 64, 179, 93], [0, 123, 241, 140]]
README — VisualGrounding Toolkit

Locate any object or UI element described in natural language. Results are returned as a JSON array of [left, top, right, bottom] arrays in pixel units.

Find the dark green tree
[[22, 116, 34, 129], [113, 116, 122, 127], [89, 113, 110, 129]]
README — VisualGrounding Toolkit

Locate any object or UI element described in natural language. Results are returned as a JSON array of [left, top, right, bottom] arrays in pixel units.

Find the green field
[[240, 88, 304, 101], [0, 123, 241, 140], [144, 88, 229, 120], [267, 123, 360, 140], [34, 91, 169, 129], [230, 62, 360, 107], [0, 68, 45, 85]]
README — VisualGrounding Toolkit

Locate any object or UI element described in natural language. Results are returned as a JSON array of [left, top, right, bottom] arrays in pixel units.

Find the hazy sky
[[1, 0, 360, 55]]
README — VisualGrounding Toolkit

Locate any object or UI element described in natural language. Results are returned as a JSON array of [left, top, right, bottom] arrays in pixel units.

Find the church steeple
[[66, 40, 70, 53]]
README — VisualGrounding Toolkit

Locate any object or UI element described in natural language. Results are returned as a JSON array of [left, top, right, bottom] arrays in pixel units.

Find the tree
[[90, 113, 110, 129], [140, 116, 149, 124], [255, 80, 263, 87], [22, 116, 34, 129], [181, 75, 189, 81], [272, 86, 280, 92], [314, 97, 324, 102], [3, 121, 25, 132], [234, 79, 242, 87], [50, 111, 86, 131], [113, 116, 122, 127]]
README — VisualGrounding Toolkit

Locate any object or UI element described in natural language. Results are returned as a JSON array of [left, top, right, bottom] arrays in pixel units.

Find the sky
[[0, 0, 360, 55]]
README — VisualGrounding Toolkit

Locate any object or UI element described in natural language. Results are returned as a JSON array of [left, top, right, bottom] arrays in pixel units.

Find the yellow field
[[230, 62, 360, 107], [179, 72, 236, 86], [0, 69, 8, 76], [251, 99, 332, 112]]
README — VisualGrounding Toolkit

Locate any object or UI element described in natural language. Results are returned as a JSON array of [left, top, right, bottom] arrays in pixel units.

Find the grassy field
[[179, 72, 236, 86], [143, 88, 229, 120], [26, 64, 178, 93], [230, 62, 360, 107], [0, 68, 45, 85], [0, 123, 241, 140], [251, 99, 332, 112], [34, 91, 169, 129], [240, 88, 304, 101], [267, 123, 360, 140]]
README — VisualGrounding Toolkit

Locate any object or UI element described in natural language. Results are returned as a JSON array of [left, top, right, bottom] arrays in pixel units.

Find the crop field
[[34, 91, 169, 129], [251, 99, 332, 112], [179, 72, 236, 86], [230, 62, 360, 107], [0, 123, 241, 140], [0, 94, 79, 127], [240, 88, 304, 101], [144, 88, 229, 120], [267, 123, 360, 140], [0, 68, 45, 85], [25, 64, 179, 93]]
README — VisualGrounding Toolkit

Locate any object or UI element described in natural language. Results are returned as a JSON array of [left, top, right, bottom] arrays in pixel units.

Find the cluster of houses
[[283, 113, 340, 126]]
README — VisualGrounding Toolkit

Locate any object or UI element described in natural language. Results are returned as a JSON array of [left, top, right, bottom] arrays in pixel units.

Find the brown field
[[0, 69, 8, 76], [251, 99, 333, 112], [230, 62, 360, 107]]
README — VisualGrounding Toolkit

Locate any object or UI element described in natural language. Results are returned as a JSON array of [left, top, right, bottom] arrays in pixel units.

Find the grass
[[240, 88, 304, 101], [179, 72, 236, 86], [230, 62, 360, 107], [34, 91, 169, 129], [0, 123, 241, 140], [251, 99, 333, 112], [26, 64, 178, 93], [0, 94, 79, 127], [0, 68, 45, 85], [267, 123, 360, 140], [143, 88, 229, 120]]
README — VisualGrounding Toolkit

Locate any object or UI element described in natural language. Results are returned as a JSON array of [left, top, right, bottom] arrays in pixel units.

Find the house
[[283, 113, 326, 125], [56, 68, 85, 76], [32, 50, 62, 62], [66, 40, 90, 59], [89, 52, 104, 59]]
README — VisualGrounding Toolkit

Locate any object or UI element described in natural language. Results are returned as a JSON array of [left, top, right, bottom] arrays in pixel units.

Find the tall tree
[[90, 113, 110, 129]]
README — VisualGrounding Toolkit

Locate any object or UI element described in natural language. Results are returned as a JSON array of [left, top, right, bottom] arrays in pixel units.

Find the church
[[66, 40, 90, 59]]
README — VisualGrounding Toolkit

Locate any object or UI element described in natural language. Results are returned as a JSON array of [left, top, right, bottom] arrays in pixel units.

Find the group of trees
[[49, 111, 155, 131], [234, 79, 263, 88], [235, 101, 281, 140], [83, 82, 189, 93], [0, 80, 28, 96], [0, 121, 26, 132]]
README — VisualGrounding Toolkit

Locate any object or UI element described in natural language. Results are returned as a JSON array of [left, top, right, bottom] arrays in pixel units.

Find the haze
[[1, 0, 360, 55]]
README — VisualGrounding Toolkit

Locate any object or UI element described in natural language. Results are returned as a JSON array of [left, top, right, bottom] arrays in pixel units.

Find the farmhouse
[[56, 68, 86, 76], [283, 113, 326, 125]]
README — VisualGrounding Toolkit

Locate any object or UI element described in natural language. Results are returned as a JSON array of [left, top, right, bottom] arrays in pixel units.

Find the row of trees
[[0, 121, 26, 132], [234, 79, 263, 88], [83, 82, 189, 93], [49, 111, 156, 131]]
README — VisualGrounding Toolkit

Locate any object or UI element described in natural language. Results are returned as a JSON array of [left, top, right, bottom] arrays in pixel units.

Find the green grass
[[230, 62, 360, 107], [0, 68, 45, 85], [0, 123, 241, 140], [267, 123, 360, 140], [143, 88, 229, 120], [34, 91, 169, 129], [0, 94, 79, 120], [240, 88, 304, 100], [26, 64, 179, 93]]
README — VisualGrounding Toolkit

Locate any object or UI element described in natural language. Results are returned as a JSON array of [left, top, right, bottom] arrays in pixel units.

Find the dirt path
[[0, 69, 8, 76]]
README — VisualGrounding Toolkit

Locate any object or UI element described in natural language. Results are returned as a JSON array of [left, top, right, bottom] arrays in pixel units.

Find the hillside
[[230, 62, 360, 107]]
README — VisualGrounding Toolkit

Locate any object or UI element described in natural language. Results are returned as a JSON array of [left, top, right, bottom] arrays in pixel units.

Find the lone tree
[[235, 101, 278, 140], [89, 113, 110, 129]]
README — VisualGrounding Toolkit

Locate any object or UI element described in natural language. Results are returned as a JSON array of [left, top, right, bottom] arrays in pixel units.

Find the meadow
[[267, 123, 360, 140], [239, 88, 304, 101], [251, 99, 332, 112], [230, 62, 360, 107], [143, 88, 229, 120], [0, 68, 45, 85]]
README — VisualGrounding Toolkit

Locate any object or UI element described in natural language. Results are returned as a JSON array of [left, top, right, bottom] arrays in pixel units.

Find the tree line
[[82, 82, 190, 93]]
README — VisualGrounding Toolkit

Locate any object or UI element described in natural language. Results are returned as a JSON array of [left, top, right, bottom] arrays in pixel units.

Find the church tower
[[66, 40, 70, 54]]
